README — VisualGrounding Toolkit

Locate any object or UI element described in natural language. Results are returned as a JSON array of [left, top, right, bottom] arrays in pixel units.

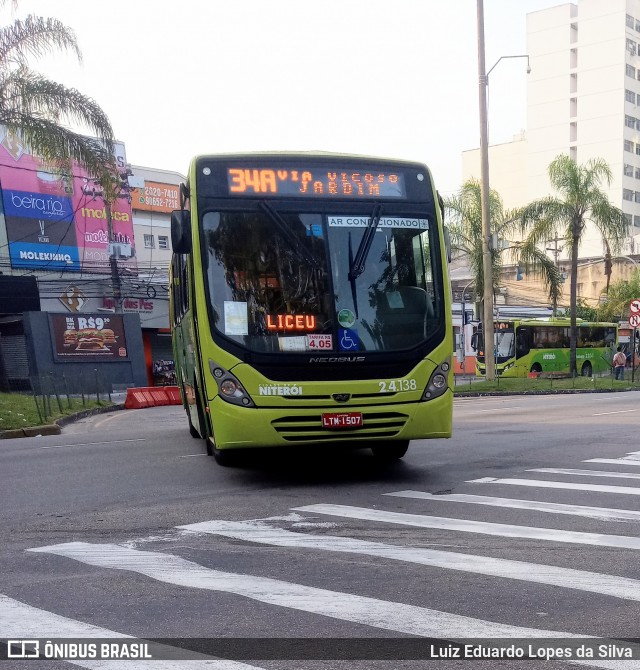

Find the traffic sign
[[630, 314, 640, 327], [630, 299, 640, 314]]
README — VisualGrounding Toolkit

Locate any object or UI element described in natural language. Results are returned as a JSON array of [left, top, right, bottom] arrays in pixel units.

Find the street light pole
[[477, 0, 495, 380]]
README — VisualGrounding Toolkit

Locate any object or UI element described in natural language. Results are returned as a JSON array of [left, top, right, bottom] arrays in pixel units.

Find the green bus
[[169, 153, 453, 465], [474, 317, 618, 378]]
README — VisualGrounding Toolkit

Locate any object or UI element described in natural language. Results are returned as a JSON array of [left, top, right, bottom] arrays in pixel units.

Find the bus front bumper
[[207, 393, 453, 450]]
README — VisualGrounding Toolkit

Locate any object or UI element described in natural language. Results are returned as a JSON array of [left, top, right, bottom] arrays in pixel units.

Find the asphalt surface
[[1, 393, 640, 669]]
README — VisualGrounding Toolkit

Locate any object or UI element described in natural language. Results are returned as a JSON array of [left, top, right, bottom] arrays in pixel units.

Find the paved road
[[1, 392, 640, 668]]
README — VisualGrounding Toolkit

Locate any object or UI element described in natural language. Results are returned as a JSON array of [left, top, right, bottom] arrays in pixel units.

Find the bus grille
[[271, 411, 409, 442]]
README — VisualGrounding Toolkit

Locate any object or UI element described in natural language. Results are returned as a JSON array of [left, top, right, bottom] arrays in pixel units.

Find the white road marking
[[467, 477, 640, 496], [180, 519, 640, 601], [475, 406, 522, 413], [40, 439, 145, 449], [26, 542, 616, 645], [584, 458, 640, 467], [293, 504, 640, 549], [0, 593, 264, 669], [384, 490, 640, 521], [530, 468, 640, 481], [593, 408, 640, 416]]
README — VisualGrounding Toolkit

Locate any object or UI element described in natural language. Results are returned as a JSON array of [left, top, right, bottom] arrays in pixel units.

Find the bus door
[[515, 326, 531, 363]]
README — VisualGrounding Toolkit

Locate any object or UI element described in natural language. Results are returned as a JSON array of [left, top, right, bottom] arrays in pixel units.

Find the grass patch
[[453, 374, 640, 394], [0, 392, 111, 431]]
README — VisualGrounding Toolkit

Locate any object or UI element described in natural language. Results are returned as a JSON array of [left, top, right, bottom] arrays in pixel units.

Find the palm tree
[[519, 154, 629, 375], [0, 5, 116, 186], [445, 178, 504, 305], [445, 178, 562, 315]]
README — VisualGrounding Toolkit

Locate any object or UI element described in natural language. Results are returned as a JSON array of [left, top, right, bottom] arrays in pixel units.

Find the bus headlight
[[431, 374, 446, 389], [209, 359, 255, 407], [220, 379, 238, 396], [423, 358, 451, 401]]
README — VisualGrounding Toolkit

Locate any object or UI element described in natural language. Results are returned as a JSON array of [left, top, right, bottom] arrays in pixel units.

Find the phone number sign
[[130, 181, 179, 213]]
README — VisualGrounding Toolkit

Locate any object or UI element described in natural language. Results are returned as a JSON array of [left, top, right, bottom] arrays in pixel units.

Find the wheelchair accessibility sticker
[[339, 328, 359, 351]]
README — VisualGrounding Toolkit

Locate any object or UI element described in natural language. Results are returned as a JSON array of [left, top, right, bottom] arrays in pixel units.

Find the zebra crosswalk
[[3, 446, 640, 668]]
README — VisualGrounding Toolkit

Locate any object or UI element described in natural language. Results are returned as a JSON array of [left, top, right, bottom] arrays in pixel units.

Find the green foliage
[[0, 392, 109, 430], [444, 179, 563, 306], [444, 179, 510, 302], [0, 6, 116, 184], [453, 375, 640, 394], [596, 270, 640, 322], [519, 154, 629, 373], [556, 298, 598, 321]]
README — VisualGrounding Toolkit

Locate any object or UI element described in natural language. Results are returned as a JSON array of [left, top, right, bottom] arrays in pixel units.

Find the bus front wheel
[[371, 440, 409, 461], [530, 363, 542, 374], [581, 361, 592, 377], [212, 444, 238, 467]]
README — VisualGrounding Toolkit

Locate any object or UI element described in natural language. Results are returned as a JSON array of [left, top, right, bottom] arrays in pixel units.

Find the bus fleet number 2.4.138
[[379, 379, 418, 392]]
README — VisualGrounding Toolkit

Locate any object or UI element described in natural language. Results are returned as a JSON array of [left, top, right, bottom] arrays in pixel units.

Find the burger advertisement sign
[[50, 314, 128, 361]]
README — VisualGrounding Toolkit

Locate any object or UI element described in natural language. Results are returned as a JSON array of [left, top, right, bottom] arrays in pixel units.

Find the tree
[[0, 2, 116, 185], [596, 270, 640, 323], [519, 155, 629, 375], [445, 178, 562, 313], [556, 298, 598, 322]]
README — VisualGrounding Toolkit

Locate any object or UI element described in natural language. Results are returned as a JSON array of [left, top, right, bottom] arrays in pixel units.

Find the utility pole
[[100, 167, 133, 314], [546, 236, 563, 316], [105, 200, 122, 313], [477, 0, 495, 380]]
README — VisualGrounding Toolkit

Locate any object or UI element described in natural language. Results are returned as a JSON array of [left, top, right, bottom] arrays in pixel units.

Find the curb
[[454, 386, 640, 397], [0, 403, 125, 440]]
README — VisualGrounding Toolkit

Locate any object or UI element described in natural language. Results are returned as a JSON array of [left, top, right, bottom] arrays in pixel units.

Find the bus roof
[[188, 151, 430, 170]]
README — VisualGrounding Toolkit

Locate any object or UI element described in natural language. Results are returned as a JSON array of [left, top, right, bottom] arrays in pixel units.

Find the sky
[[12, 0, 564, 196]]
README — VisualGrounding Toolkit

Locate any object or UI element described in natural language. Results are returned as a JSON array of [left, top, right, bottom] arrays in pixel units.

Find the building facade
[[463, 0, 640, 285], [0, 129, 183, 390]]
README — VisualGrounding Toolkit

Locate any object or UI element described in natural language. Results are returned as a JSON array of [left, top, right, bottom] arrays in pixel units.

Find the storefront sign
[[130, 180, 179, 213], [0, 126, 137, 273], [102, 297, 154, 313], [58, 285, 88, 312]]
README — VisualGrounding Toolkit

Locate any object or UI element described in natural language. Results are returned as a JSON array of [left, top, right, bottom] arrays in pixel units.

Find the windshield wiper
[[348, 203, 383, 281], [258, 201, 321, 270], [347, 203, 383, 319]]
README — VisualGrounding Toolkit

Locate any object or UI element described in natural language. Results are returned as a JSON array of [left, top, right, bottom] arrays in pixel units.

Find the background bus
[[169, 153, 453, 464], [473, 317, 618, 378]]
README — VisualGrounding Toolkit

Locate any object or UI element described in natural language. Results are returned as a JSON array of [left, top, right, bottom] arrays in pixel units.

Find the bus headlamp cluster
[[209, 359, 255, 407], [423, 358, 451, 401]]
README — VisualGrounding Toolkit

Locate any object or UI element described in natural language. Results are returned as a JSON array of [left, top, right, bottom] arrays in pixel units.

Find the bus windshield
[[495, 329, 515, 358], [202, 206, 440, 354]]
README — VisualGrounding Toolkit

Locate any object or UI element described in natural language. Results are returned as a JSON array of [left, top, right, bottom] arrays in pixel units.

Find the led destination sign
[[226, 167, 407, 199]]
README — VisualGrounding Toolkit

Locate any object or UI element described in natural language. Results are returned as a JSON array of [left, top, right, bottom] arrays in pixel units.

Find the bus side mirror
[[443, 226, 452, 264], [171, 210, 192, 254]]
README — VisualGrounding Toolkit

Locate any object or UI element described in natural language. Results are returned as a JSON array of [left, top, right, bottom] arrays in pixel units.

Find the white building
[[463, 0, 640, 259]]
